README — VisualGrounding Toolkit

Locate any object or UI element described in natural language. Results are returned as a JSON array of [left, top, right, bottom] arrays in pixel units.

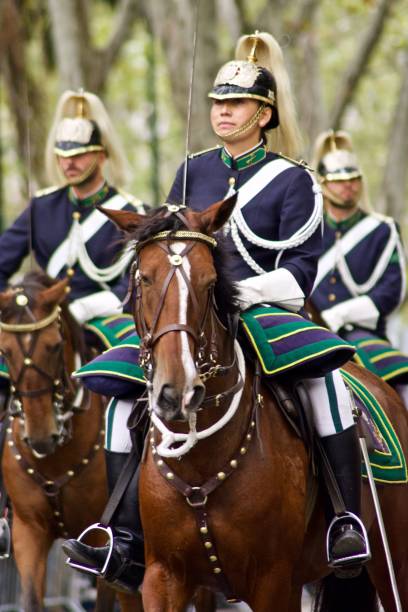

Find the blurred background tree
[[0, 0, 407, 232]]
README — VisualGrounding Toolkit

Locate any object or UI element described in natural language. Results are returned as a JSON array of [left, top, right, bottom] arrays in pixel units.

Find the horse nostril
[[191, 384, 205, 408], [160, 385, 180, 409]]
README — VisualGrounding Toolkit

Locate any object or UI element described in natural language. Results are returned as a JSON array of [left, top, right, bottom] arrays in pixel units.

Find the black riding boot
[[321, 425, 370, 576], [62, 450, 144, 593]]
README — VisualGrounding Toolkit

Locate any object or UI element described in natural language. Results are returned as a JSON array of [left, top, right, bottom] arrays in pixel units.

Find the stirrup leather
[[326, 511, 371, 568], [0, 517, 11, 560], [65, 523, 113, 577]]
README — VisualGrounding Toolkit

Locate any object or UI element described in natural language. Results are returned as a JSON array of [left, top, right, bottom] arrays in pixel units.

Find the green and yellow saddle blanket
[[343, 328, 408, 385], [341, 368, 407, 484], [75, 305, 354, 395], [74, 306, 406, 485], [0, 313, 135, 389]]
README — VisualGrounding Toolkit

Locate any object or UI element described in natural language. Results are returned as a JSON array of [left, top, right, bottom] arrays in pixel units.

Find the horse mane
[[3, 271, 86, 360], [128, 206, 240, 319]]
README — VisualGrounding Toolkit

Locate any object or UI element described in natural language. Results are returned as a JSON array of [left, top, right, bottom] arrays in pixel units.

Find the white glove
[[69, 291, 122, 325], [236, 268, 305, 313], [321, 295, 379, 333]]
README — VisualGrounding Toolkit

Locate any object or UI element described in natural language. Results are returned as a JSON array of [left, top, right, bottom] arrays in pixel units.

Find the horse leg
[[142, 562, 193, 611], [116, 590, 144, 612], [93, 579, 118, 612], [12, 513, 52, 611], [247, 568, 293, 612], [192, 587, 217, 612]]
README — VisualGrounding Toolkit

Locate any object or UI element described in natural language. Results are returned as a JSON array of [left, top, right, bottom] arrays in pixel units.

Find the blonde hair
[[235, 32, 303, 159], [45, 90, 129, 187], [312, 129, 371, 211]]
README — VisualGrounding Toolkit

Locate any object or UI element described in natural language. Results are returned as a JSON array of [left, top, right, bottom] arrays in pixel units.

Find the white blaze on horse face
[[171, 243, 197, 405]]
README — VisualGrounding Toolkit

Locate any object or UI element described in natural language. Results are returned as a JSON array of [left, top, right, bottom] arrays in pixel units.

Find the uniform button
[[335, 231, 342, 239], [329, 276, 337, 284], [328, 293, 337, 302], [72, 211, 81, 220], [66, 268, 75, 277], [228, 177, 236, 187]]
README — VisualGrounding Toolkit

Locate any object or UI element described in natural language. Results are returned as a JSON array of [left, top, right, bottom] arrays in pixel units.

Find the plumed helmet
[[45, 89, 129, 186], [313, 130, 362, 182], [208, 31, 279, 129]]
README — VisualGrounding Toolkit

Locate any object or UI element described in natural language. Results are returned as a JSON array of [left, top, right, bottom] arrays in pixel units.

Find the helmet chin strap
[[215, 103, 266, 141], [63, 156, 100, 186], [322, 183, 358, 210]]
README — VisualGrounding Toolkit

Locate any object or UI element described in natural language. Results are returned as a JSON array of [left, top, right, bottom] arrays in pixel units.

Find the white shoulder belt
[[228, 158, 323, 275], [314, 215, 405, 300], [47, 194, 133, 285]]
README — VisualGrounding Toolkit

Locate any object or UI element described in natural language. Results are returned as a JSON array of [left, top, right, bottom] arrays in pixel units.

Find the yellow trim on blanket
[[370, 350, 403, 363], [267, 324, 328, 344]]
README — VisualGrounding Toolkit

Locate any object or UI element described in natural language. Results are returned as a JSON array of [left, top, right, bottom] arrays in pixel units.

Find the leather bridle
[[0, 298, 81, 446], [130, 224, 238, 389]]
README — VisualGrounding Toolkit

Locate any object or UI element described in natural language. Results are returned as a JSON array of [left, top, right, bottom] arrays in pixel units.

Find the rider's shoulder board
[[34, 185, 60, 198], [275, 152, 313, 171], [188, 145, 221, 159]]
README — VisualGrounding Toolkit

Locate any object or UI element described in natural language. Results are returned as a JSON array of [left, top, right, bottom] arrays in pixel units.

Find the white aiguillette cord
[[150, 341, 246, 458]]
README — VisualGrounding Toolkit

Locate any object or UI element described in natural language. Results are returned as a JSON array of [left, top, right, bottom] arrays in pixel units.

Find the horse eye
[[140, 274, 152, 287], [47, 344, 60, 354]]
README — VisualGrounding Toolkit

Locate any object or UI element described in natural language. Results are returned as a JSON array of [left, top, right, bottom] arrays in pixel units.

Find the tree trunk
[[377, 50, 408, 220], [0, 0, 46, 189], [143, 0, 218, 152], [329, 0, 394, 128]]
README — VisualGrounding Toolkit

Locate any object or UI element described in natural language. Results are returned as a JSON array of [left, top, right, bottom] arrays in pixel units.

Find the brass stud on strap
[[27, 468, 34, 474], [230, 459, 238, 468], [24, 358, 32, 366], [217, 472, 226, 480], [200, 526, 208, 534], [240, 447, 247, 455], [67, 470, 74, 477], [204, 541, 213, 549], [209, 555, 218, 562], [169, 254, 183, 266], [82, 458, 89, 465], [157, 460, 164, 467], [213, 567, 222, 574], [94, 444, 100, 450], [54, 511, 60, 517], [15, 294, 28, 307], [166, 472, 174, 480], [15, 454, 21, 461]]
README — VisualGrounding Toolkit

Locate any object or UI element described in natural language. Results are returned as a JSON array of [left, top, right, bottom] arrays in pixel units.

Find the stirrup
[[326, 512, 371, 569], [0, 517, 11, 560], [65, 523, 113, 577]]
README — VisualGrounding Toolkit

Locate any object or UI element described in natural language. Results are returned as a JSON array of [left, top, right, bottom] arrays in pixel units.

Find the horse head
[[102, 195, 238, 423], [0, 273, 73, 456]]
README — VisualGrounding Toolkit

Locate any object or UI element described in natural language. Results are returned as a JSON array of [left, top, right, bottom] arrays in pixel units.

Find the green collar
[[69, 182, 110, 208], [325, 208, 364, 231], [221, 143, 266, 170]]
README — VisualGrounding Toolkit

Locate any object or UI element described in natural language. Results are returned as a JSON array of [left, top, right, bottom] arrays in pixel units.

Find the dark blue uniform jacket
[[168, 148, 322, 298]]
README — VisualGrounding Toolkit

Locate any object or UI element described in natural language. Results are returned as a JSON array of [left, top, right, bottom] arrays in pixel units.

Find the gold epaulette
[[276, 152, 313, 171], [117, 189, 145, 213], [188, 145, 221, 159], [34, 185, 60, 198]]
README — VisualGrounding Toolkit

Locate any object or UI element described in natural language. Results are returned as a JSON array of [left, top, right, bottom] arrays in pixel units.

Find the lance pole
[[181, 0, 200, 207]]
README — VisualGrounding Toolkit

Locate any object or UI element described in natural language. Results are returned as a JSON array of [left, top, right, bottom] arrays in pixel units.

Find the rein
[[0, 297, 84, 445]]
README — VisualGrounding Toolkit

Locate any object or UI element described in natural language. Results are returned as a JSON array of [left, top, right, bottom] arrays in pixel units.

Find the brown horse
[[0, 272, 138, 612], [104, 200, 408, 612]]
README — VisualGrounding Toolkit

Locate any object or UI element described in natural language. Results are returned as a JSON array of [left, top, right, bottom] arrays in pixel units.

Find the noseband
[[0, 297, 80, 445]]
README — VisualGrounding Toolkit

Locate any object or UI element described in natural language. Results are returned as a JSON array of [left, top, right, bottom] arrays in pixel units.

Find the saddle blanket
[[74, 305, 355, 396], [341, 369, 407, 484], [343, 328, 408, 385], [0, 313, 135, 389]]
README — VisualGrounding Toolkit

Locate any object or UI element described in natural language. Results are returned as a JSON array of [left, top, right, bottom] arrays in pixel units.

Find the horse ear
[[38, 279, 70, 306], [0, 290, 15, 313], [195, 193, 238, 234], [98, 207, 144, 233]]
